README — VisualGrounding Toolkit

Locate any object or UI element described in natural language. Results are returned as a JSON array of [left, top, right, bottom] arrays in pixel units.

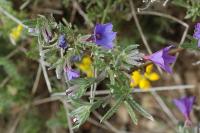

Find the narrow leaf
[[124, 101, 138, 125], [127, 97, 154, 121], [100, 96, 124, 123]]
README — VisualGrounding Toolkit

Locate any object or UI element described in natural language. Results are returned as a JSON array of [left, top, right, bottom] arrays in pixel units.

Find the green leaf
[[0, 57, 21, 81], [172, 0, 188, 8], [100, 96, 124, 123], [70, 105, 92, 129], [124, 101, 138, 125], [181, 38, 199, 50], [23, 19, 38, 27], [127, 97, 154, 121], [70, 99, 91, 108], [69, 78, 95, 98], [124, 44, 139, 53], [91, 100, 104, 111]]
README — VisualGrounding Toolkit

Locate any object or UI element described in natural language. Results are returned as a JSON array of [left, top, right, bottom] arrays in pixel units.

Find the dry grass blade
[[32, 64, 42, 95]]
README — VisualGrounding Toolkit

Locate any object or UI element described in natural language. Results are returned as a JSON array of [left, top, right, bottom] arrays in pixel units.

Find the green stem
[[0, 6, 28, 28], [101, 0, 112, 23]]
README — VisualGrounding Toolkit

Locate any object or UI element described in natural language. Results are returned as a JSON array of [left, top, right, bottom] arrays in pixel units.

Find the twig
[[86, 85, 194, 95], [152, 91, 178, 124], [90, 83, 94, 103], [7, 111, 25, 133], [137, 0, 152, 12], [172, 25, 188, 69], [43, 8, 63, 15], [87, 118, 108, 131], [93, 111, 124, 133], [52, 84, 195, 97], [137, 11, 188, 27], [20, 0, 31, 10], [32, 64, 42, 95], [129, 0, 152, 54], [133, 85, 195, 92], [40, 59, 52, 93], [163, 0, 170, 6], [60, 99, 74, 133], [0, 76, 10, 88], [72, 0, 94, 28], [192, 60, 200, 66], [0, 6, 28, 28], [38, 42, 52, 93], [31, 8, 63, 15], [137, 11, 189, 50], [32, 96, 61, 106]]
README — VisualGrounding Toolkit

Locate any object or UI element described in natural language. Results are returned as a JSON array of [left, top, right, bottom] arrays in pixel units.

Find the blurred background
[[0, 0, 200, 133]]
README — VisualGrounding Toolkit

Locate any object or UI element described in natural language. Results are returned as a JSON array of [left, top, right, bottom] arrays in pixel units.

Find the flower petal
[[145, 72, 160, 81], [139, 78, 151, 90], [173, 96, 195, 120], [131, 70, 142, 87], [146, 64, 153, 74], [65, 68, 80, 80], [147, 45, 176, 73], [193, 23, 200, 40]]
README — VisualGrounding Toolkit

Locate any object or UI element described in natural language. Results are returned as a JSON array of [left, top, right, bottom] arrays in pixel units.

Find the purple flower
[[173, 96, 195, 124], [58, 35, 68, 49], [144, 46, 176, 73], [65, 68, 80, 80], [193, 23, 200, 47], [89, 23, 117, 49]]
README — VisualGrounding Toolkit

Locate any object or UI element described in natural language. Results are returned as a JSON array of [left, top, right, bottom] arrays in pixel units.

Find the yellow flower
[[130, 70, 141, 88], [144, 64, 160, 81], [130, 64, 160, 90], [76, 56, 93, 77], [139, 78, 151, 89], [145, 64, 153, 74], [9, 25, 23, 44]]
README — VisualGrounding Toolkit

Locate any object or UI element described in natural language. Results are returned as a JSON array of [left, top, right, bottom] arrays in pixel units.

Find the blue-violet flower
[[173, 96, 195, 126], [144, 46, 176, 74], [193, 23, 200, 47], [89, 23, 117, 49], [65, 68, 80, 80], [58, 35, 68, 49]]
